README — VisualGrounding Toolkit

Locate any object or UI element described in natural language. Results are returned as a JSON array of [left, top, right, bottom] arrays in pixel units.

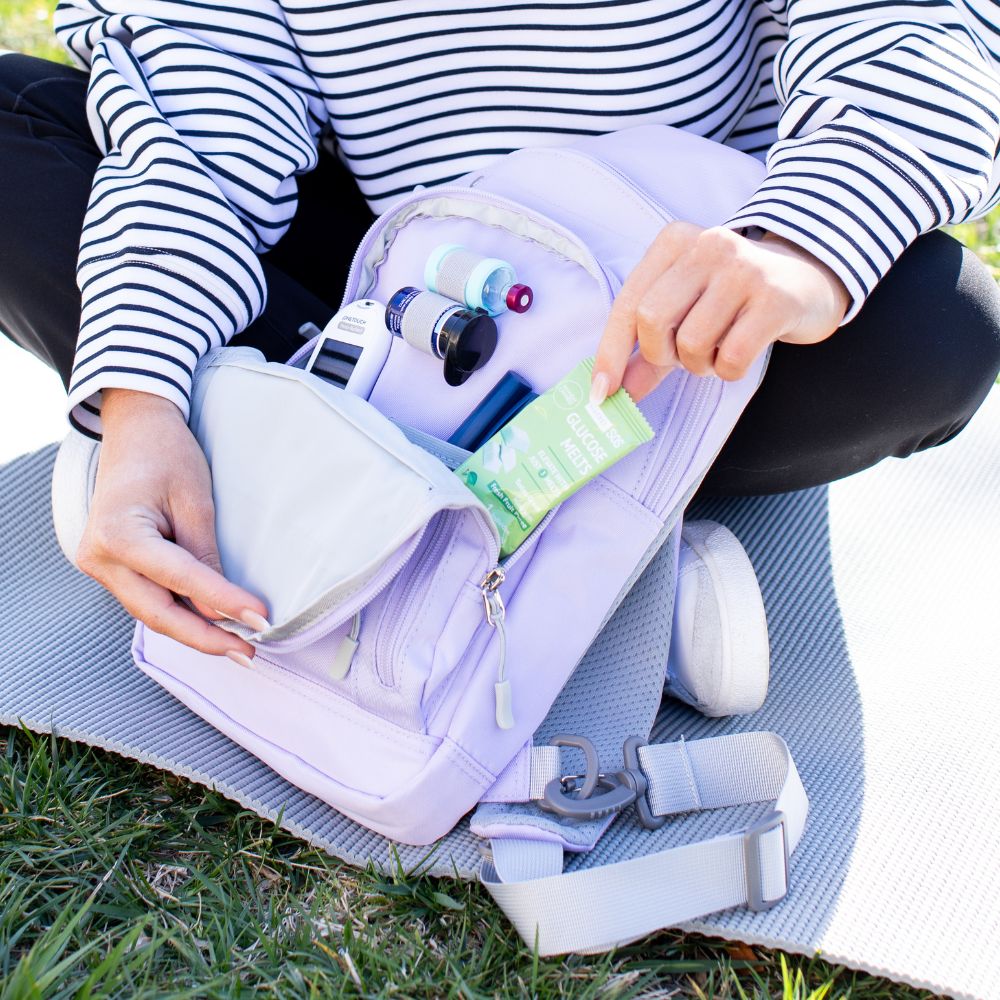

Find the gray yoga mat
[[3, 390, 999, 1000]]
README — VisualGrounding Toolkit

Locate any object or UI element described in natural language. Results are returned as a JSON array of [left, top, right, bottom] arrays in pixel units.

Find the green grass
[[1, 726, 941, 999], [0, 9, 985, 997]]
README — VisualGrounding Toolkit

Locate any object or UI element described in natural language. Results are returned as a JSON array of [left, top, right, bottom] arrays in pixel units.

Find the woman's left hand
[[590, 222, 851, 403]]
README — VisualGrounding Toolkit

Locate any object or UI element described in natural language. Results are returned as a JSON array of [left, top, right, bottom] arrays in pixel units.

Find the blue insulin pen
[[448, 371, 537, 451]]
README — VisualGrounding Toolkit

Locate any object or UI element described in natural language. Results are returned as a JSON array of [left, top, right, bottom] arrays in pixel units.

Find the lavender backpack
[[53, 125, 808, 954]]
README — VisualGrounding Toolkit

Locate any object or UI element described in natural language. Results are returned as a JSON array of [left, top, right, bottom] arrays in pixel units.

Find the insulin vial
[[385, 287, 498, 386], [424, 244, 533, 316]]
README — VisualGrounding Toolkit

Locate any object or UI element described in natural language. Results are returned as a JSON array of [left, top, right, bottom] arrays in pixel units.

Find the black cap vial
[[385, 287, 498, 386]]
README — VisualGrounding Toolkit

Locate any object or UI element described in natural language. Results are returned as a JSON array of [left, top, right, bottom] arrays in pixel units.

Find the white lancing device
[[304, 299, 393, 399]]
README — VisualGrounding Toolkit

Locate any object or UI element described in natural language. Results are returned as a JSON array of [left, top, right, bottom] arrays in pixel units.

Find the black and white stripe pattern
[[55, 0, 325, 433], [727, 1, 1000, 321], [52, 0, 1000, 436]]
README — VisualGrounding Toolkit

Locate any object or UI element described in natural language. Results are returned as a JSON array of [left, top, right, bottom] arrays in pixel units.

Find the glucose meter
[[304, 299, 393, 398]]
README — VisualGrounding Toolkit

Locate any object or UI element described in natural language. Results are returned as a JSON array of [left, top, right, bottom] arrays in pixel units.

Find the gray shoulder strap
[[481, 731, 808, 955]]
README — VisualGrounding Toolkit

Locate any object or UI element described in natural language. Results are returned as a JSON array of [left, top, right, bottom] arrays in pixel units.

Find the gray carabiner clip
[[538, 734, 666, 828], [539, 734, 637, 821]]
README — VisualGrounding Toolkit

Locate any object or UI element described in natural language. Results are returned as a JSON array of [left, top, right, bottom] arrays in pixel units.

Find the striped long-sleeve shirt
[[52, 0, 1000, 437]]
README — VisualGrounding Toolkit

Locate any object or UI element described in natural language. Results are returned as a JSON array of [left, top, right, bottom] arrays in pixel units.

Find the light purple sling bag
[[72, 125, 808, 952]]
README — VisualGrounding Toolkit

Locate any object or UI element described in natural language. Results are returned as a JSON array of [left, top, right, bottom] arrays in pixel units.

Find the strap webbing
[[481, 732, 807, 955], [528, 746, 562, 800], [491, 838, 564, 882]]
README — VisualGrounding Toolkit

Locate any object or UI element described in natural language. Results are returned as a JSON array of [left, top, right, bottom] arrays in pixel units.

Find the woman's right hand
[[75, 388, 270, 666]]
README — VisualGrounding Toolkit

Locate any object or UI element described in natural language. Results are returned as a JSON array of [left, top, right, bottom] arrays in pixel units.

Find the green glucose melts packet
[[455, 356, 654, 558]]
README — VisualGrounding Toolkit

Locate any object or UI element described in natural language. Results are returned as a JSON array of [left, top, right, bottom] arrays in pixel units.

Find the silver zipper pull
[[480, 568, 513, 729], [480, 566, 505, 620]]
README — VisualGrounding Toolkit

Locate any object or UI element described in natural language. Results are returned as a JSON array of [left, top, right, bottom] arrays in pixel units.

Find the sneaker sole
[[681, 520, 770, 716]]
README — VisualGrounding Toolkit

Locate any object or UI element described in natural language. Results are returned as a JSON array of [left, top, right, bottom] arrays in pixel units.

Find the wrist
[[101, 387, 186, 427], [752, 229, 851, 321]]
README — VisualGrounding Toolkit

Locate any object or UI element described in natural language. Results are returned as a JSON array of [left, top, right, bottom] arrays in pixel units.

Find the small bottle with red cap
[[425, 244, 533, 317]]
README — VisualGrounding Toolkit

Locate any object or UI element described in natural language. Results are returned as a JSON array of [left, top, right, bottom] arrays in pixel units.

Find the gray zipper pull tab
[[330, 611, 361, 680], [480, 568, 513, 730]]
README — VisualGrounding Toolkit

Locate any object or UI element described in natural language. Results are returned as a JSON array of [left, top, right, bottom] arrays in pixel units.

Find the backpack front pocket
[[188, 346, 499, 648]]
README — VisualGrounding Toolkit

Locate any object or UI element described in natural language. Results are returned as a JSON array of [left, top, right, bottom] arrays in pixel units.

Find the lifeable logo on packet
[[553, 381, 584, 409]]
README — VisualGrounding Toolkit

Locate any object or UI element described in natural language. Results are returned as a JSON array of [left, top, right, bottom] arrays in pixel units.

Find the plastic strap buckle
[[743, 809, 789, 911], [538, 735, 665, 829], [620, 736, 666, 830]]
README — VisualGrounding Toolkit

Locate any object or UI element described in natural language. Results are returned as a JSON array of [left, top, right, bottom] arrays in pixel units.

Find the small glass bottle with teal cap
[[425, 243, 533, 316]]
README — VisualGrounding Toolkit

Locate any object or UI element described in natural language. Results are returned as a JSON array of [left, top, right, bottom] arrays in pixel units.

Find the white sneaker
[[50, 429, 100, 568], [664, 520, 769, 717]]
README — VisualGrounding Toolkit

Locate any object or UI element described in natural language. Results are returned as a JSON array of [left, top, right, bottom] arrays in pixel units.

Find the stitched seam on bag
[[142, 662, 413, 798], [633, 377, 683, 498], [378, 511, 464, 693], [250, 653, 433, 751], [588, 475, 665, 533], [543, 146, 669, 229], [424, 590, 495, 732], [421, 581, 487, 726], [678, 736, 703, 812], [361, 195, 606, 301], [372, 511, 457, 691], [416, 507, 505, 723], [442, 217, 592, 276], [441, 736, 495, 788]]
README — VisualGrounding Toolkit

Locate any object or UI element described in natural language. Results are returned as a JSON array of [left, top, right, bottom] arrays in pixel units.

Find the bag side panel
[[134, 624, 494, 845]]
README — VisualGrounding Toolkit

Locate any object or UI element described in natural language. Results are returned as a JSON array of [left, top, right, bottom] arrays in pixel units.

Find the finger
[[102, 563, 256, 658], [592, 222, 700, 400], [608, 257, 708, 402], [168, 493, 268, 626], [120, 534, 270, 630], [620, 354, 676, 402], [634, 265, 705, 372], [713, 305, 778, 382], [672, 281, 748, 377]]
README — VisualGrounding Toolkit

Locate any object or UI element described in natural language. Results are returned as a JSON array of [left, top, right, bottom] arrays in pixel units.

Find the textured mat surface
[[2, 391, 999, 1000]]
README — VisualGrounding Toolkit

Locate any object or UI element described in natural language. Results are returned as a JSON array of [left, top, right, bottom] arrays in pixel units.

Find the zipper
[[373, 509, 454, 687], [330, 612, 361, 681], [371, 496, 500, 686], [499, 505, 560, 573], [461, 502, 562, 731], [479, 566, 513, 730], [643, 376, 722, 515], [341, 186, 615, 317]]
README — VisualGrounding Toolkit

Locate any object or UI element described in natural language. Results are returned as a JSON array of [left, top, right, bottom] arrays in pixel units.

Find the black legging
[[3, 52, 1000, 495]]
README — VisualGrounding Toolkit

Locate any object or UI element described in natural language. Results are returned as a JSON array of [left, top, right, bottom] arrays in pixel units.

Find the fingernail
[[239, 610, 272, 632], [589, 371, 609, 406], [226, 650, 254, 669]]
